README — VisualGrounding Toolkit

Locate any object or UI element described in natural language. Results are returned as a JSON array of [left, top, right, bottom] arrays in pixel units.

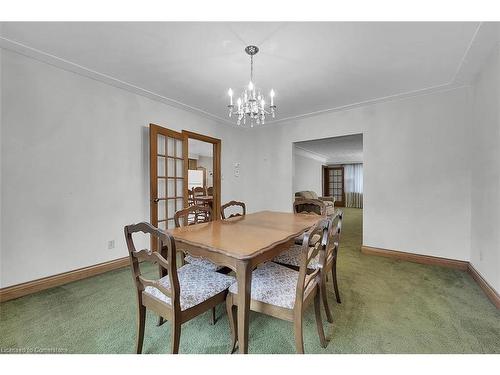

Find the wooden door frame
[[322, 165, 328, 197], [322, 165, 345, 207], [182, 130, 222, 220], [149, 123, 186, 250]]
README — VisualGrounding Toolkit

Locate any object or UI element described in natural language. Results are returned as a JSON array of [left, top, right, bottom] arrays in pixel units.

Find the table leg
[[236, 260, 252, 354]]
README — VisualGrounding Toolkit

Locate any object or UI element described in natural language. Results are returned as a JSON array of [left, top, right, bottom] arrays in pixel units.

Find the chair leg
[[157, 316, 165, 326], [332, 259, 341, 304], [136, 305, 146, 354], [314, 291, 327, 348], [210, 307, 216, 325], [170, 319, 181, 354], [293, 311, 305, 354], [226, 295, 238, 353], [320, 275, 334, 323]]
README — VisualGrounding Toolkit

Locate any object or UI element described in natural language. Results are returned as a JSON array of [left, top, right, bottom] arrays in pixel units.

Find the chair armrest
[[319, 196, 335, 202]]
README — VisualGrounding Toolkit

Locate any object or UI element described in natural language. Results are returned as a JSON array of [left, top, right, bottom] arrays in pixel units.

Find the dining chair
[[192, 186, 209, 219], [187, 188, 195, 207], [207, 186, 214, 196], [124, 222, 235, 354], [174, 204, 212, 227], [174, 205, 229, 324], [273, 210, 343, 323], [220, 200, 246, 219], [174, 205, 223, 272], [225, 220, 329, 354]]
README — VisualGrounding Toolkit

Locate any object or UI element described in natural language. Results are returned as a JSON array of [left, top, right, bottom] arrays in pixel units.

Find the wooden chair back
[[207, 186, 214, 196], [192, 186, 206, 197], [325, 210, 343, 264], [187, 188, 195, 206], [221, 200, 246, 219], [124, 222, 180, 311], [174, 205, 212, 227], [293, 199, 326, 216], [294, 219, 329, 310]]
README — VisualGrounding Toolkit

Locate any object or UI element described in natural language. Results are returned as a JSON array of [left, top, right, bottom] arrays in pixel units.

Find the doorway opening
[[293, 134, 363, 211], [184, 131, 221, 220]]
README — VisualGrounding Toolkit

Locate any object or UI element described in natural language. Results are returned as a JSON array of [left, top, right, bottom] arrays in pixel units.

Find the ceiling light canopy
[[227, 45, 276, 126]]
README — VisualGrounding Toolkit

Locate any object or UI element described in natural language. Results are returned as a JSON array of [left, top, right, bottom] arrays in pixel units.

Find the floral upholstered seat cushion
[[184, 255, 223, 271], [228, 262, 299, 309], [273, 244, 320, 270], [144, 263, 235, 311]]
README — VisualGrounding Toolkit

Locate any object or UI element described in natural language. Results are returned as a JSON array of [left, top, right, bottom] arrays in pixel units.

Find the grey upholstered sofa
[[294, 191, 336, 216]]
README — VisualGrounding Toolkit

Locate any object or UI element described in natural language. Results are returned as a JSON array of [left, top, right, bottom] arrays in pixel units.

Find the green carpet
[[1, 208, 499, 354]]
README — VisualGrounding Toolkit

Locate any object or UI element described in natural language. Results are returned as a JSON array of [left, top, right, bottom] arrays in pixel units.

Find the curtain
[[344, 163, 363, 208]]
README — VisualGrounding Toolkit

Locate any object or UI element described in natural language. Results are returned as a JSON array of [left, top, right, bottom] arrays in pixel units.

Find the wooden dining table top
[[168, 210, 321, 260]]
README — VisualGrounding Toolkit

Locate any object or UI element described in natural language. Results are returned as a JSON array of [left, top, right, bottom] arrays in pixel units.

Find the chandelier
[[227, 45, 276, 126]]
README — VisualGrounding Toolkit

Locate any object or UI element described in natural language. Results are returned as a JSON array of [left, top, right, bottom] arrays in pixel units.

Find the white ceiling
[[295, 134, 363, 164], [1, 22, 498, 125]]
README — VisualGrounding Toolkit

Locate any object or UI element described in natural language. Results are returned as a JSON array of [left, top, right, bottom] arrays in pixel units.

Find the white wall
[[470, 46, 500, 293], [2, 46, 498, 293], [197, 156, 214, 188], [0, 48, 3, 281], [0, 50, 244, 287], [244, 87, 471, 262], [293, 150, 323, 195]]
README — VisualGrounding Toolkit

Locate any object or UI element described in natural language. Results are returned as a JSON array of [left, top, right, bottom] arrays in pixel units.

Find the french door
[[149, 124, 186, 242], [323, 166, 345, 207]]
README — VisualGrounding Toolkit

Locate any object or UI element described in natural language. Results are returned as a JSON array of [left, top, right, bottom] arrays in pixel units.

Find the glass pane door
[[150, 125, 185, 244], [324, 166, 344, 207]]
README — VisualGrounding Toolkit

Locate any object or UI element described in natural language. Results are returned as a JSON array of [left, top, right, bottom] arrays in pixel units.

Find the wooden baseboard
[[361, 246, 469, 270], [361, 245, 499, 309], [3, 246, 498, 310], [0, 257, 130, 302], [467, 263, 500, 309]]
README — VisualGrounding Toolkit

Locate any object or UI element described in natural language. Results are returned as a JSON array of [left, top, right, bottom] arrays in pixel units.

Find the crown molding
[[294, 146, 327, 163], [264, 83, 469, 126], [450, 22, 482, 82], [0, 22, 486, 129], [0, 36, 236, 127]]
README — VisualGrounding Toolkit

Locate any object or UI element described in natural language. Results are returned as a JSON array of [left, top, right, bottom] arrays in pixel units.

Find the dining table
[[168, 210, 321, 353]]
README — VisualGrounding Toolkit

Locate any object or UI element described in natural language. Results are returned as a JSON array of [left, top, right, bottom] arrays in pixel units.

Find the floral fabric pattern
[[273, 244, 320, 269], [229, 262, 299, 309], [144, 263, 235, 311], [184, 255, 223, 271]]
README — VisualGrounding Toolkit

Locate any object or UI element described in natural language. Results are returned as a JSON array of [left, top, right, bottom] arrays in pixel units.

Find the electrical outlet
[[107, 240, 115, 250]]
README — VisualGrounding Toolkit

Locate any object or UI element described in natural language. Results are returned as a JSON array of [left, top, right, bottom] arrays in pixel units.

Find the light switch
[[234, 162, 240, 177]]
